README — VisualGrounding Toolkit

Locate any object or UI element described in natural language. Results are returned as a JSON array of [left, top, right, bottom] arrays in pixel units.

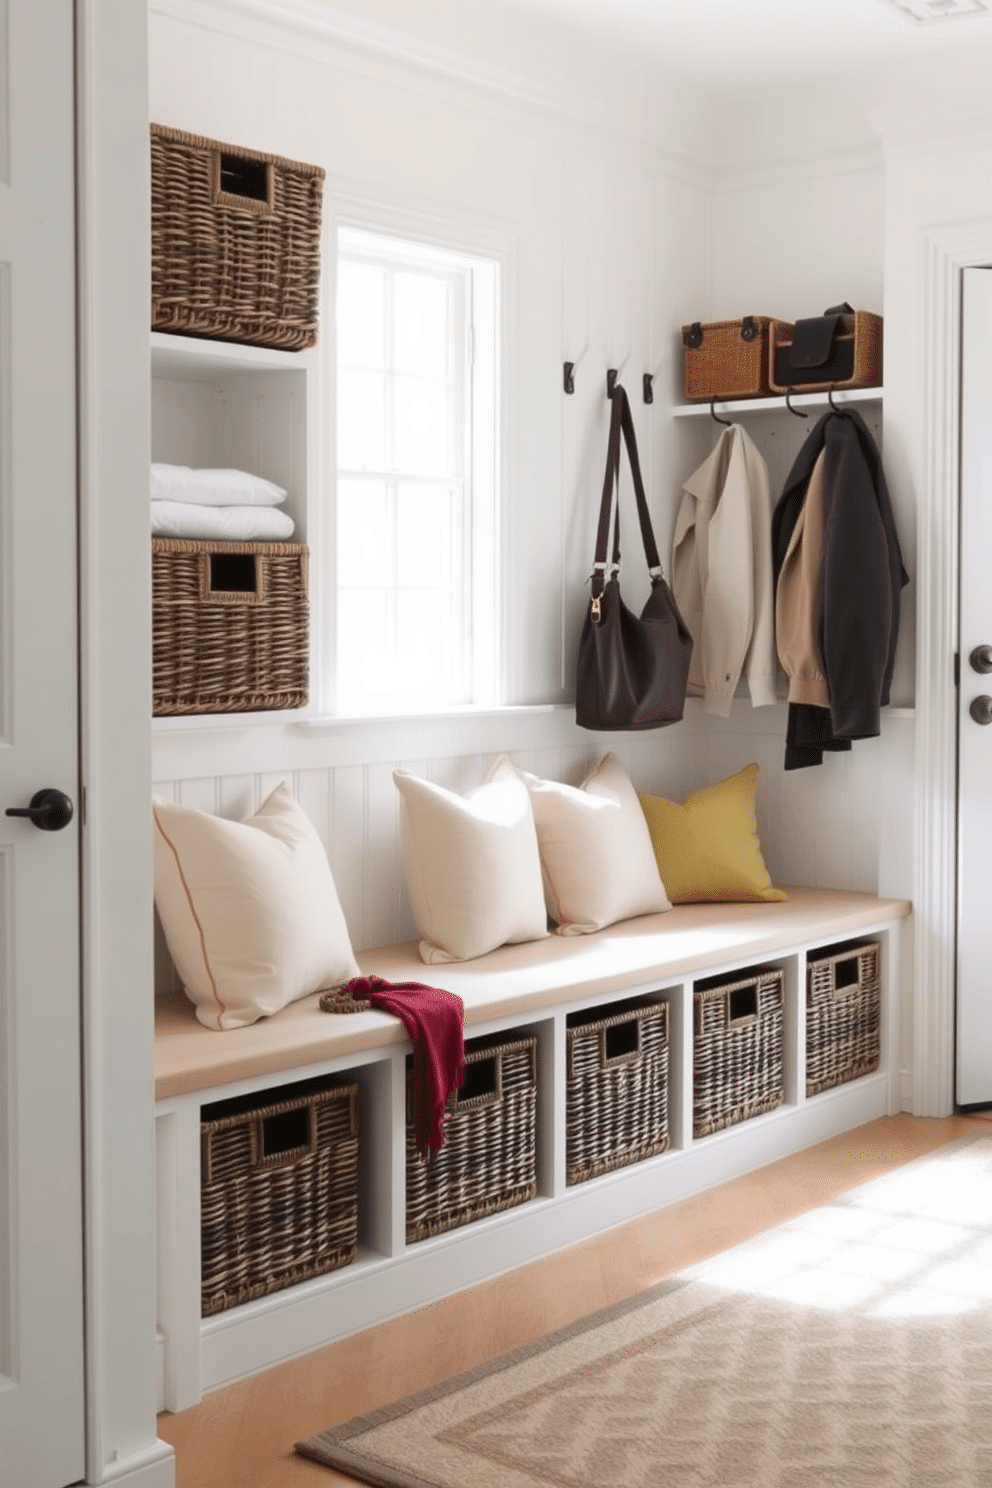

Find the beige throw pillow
[[394, 758, 549, 964], [516, 753, 672, 934], [152, 782, 360, 1031]]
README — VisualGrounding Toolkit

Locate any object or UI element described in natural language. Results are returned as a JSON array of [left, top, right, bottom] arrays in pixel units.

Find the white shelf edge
[[150, 329, 316, 378], [671, 386, 883, 418]]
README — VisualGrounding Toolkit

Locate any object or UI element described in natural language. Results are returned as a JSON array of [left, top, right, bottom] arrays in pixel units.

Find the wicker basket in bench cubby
[[200, 1074, 359, 1318], [405, 1031, 538, 1244], [151, 123, 325, 350], [806, 939, 881, 1097], [693, 966, 784, 1138], [152, 537, 309, 715], [566, 996, 670, 1185]]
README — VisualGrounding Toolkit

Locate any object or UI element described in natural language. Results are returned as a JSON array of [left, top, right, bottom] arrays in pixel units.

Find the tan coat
[[775, 447, 830, 708], [672, 424, 778, 718]]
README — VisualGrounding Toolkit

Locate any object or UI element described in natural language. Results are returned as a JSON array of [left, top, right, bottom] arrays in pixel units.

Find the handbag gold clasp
[[590, 595, 601, 621]]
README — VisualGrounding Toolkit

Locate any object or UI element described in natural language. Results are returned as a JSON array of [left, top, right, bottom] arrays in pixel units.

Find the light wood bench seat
[[154, 882, 911, 1411], [155, 884, 911, 1100]]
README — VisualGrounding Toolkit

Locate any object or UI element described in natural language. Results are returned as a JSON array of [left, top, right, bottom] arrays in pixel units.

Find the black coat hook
[[785, 389, 809, 419], [828, 385, 841, 410], [607, 369, 619, 399], [643, 372, 654, 405], [710, 398, 731, 426], [563, 361, 575, 395]]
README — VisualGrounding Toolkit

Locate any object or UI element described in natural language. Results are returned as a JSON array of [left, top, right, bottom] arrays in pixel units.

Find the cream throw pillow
[[152, 782, 360, 1031], [394, 758, 548, 964], [515, 753, 672, 934]]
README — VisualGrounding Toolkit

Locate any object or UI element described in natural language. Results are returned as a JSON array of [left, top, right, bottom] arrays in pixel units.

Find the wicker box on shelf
[[200, 1074, 359, 1318], [151, 123, 325, 351], [693, 967, 784, 1138], [566, 997, 670, 1186], [806, 940, 881, 1097], [152, 537, 308, 716], [681, 316, 783, 402], [406, 1032, 538, 1244], [768, 311, 882, 394]]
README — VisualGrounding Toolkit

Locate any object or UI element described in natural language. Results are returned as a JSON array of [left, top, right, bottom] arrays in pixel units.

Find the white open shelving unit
[[150, 331, 317, 545], [154, 891, 908, 1413]]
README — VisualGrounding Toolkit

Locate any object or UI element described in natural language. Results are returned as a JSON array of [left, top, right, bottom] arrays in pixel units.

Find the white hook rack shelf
[[671, 386, 883, 418]]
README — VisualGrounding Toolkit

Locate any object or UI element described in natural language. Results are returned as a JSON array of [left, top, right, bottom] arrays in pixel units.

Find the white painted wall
[[148, 2, 713, 710]]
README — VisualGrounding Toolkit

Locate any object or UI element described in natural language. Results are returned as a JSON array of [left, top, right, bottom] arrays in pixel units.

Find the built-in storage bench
[[154, 884, 910, 1412]]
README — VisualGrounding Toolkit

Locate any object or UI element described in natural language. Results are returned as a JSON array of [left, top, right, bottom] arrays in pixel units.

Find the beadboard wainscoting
[[152, 701, 916, 996]]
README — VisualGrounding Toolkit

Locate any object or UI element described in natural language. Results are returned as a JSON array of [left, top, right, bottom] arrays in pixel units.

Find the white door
[[957, 265, 992, 1108], [0, 3, 85, 1485]]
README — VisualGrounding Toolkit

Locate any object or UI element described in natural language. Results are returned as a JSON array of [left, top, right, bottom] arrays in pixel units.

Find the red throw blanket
[[341, 975, 465, 1161]]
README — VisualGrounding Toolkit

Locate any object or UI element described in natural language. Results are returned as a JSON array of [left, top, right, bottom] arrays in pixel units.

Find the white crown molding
[[148, 0, 718, 188], [712, 140, 885, 196]]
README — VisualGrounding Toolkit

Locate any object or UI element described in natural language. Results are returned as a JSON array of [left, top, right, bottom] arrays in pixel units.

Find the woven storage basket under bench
[[152, 537, 308, 716], [150, 123, 325, 351], [566, 996, 670, 1185], [200, 1073, 359, 1318], [806, 939, 881, 1096], [693, 966, 784, 1138], [406, 1031, 538, 1244]]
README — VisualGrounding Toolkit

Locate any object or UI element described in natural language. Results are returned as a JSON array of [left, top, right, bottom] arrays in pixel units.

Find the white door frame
[[913, 221, 992, 1117], [76, 2, 174, 1483]]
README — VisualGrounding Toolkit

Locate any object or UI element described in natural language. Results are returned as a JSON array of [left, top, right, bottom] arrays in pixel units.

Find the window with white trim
[[335, 227, 499, 716]]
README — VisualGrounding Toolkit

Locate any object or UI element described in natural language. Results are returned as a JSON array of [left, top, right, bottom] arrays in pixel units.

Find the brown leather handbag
[[575, 385, 692, 731]]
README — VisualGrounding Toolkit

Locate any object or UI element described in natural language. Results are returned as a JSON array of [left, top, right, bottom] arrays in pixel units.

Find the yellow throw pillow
[[638, 764, 787, 905]]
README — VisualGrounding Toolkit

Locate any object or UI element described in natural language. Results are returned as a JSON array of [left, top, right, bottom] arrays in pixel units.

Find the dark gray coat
[[771, 408, 908, 768]]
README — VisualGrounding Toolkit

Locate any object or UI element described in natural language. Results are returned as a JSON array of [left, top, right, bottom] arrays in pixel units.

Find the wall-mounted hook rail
[[563, 339, 589, 395], [607, 349, 631, 399], [642, 353, 668, 406]]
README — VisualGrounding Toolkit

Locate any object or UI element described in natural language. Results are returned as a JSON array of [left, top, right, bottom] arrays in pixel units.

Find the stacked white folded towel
[[151, 464, 295, 541]]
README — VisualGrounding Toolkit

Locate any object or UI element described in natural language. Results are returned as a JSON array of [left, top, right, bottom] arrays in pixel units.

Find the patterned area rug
[[296, 1135, 992, 1487]]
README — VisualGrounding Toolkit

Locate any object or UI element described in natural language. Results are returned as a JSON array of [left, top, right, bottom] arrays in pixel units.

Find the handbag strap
[[590, 386, 664, 612]]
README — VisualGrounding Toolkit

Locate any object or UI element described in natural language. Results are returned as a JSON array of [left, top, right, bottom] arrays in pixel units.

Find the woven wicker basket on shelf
[[806, 940, 881, 1097], [405, 1033, 538, 1243], [152, 537, 309, 716], [768, 311, 882, 394], [693, 967, 784, 1138], [151, 122, 325, 350], [681, 316, 782, 402], [566, 997, 669, 1186], [200, 1075, 359, 1317]]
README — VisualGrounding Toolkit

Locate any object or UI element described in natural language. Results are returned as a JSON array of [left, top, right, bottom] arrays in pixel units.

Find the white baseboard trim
[[87, 1440, 175, 1487]]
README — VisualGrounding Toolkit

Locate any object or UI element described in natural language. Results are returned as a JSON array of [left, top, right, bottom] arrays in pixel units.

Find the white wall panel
[[152, 702, 912, 994], [710, 156, 885, 325]]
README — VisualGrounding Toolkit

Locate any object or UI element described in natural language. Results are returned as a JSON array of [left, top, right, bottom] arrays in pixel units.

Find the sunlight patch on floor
[[683, 1138, 992, 1318]]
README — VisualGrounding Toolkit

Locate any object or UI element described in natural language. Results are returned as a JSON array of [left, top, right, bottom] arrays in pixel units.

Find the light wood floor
[[158, 1112, 988, 1487]]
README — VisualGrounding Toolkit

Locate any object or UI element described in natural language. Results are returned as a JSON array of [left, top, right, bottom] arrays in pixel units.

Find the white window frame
[[318, 214, 502, 719]]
